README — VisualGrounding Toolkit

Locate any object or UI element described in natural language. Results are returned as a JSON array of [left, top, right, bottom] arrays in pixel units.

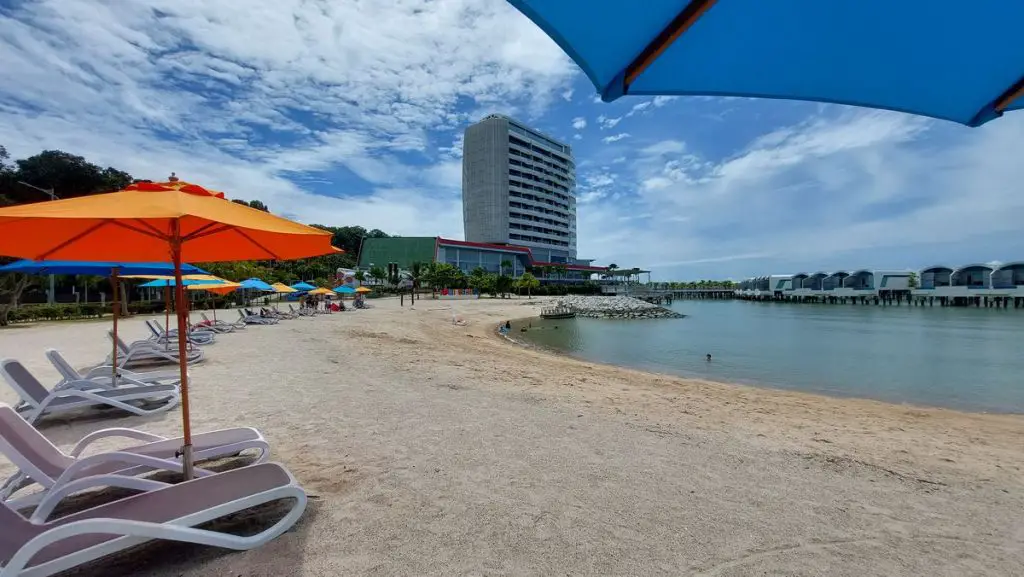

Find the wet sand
[[1, 297, 1022, 576]]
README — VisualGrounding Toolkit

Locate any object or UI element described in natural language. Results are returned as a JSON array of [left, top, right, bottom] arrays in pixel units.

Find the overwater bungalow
[[822, 271, 849, 291]]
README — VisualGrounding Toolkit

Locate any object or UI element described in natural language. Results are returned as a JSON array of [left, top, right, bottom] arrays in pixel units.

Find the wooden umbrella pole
[[171, 228, 194, 480], [110, 269, 119, 385]]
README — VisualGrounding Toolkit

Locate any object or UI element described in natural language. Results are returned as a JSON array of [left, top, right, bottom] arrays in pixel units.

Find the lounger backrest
[[0, 359, 51, 407], [44, 349, 80, 382], [145, 320, 162, 338], [0, 403, 71, 482], [202, 313, 212, 323], [107, 331, 130, 354]]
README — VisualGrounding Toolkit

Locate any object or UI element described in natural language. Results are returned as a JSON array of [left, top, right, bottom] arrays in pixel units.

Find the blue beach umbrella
[[238, 278, 274, 291], [0, 260, 208, 276], [290, 281, 316, 291], [138, 278, 227, 288], [506, 0, 1024, 126], [334, 286, 356, 294], [0, 260, 212, 375]]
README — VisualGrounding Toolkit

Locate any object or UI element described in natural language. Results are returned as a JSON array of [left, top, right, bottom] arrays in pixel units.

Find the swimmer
[[706, 353, 712, 362]]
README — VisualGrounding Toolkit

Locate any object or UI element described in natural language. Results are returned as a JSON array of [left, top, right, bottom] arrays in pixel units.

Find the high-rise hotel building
[[462, 114, 577, 262]]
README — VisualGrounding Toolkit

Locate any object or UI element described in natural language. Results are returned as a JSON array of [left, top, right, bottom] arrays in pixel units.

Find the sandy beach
[[2, 297, 1023, 576]]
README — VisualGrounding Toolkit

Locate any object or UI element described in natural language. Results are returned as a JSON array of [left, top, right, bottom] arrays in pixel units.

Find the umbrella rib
[[115, 219, 169, 240], [230, 226, 282, 260], [183, 223, 232, 242], [994, 75, 1024, 113], [38, 221, 111, 260], [624, 0, 718, 89]]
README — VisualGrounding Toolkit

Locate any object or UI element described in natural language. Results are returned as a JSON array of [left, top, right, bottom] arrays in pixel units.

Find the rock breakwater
[[555, 295, 683, 319]]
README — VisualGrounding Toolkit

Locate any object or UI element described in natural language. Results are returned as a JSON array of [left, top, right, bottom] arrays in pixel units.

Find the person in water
[[706, 353, 712, 362]]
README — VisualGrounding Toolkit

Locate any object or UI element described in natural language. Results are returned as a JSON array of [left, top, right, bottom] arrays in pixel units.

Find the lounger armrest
[[31, 475, 173, 524], [69, 428, 168, 457], [53, 450, 211, 491], [54, 379, 115, 392]]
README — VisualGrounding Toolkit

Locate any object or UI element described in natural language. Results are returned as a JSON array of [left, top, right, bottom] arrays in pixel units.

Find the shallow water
[[517, 299, 1024, 413]]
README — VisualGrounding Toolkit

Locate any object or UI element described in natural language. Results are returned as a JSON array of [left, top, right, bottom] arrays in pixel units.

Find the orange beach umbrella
[[0, 175, 336, 478]]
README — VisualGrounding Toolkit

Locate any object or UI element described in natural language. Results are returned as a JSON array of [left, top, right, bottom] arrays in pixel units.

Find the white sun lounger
[[288, 304, 314, 317], [237, 309, 275, 325], [0, 403, 269, 510], [0, 360, 179, 425], [45, 349, 182, 389], [201, 312, 245, 331], [106, 332, 205, 368], [0, 462, 306, 577], [195, 313, 237, 333], [146, 320, 216, 346]]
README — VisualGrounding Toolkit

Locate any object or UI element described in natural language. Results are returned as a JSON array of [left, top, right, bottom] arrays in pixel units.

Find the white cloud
[[602, 133, 631, 143], [572, 117, 587, 130], [0, 0, 577, 237], [653, 96, 679, 107], [562, 88, 574, 101], [578, 109, 1024, 279], [597, 115, 622, 129], [573, 134, 582, 140]]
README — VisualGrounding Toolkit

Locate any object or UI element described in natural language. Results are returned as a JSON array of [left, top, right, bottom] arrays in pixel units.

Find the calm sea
[[517, 299, 1024, 413]]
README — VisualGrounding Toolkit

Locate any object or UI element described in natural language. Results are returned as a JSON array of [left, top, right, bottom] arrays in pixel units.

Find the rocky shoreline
[[555, 295, 684, 319]]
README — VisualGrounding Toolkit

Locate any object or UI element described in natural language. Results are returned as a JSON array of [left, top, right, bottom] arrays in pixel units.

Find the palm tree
[[354, 270, 366, 284], [368, 265, 386, 286], [500, 259, 513, 277]]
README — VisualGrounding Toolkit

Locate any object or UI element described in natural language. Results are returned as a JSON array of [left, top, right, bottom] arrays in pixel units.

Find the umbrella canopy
[[0, 260, 207, 276], [238, 277, 274, 291], [0, 178, 333, 261], [506, 0, 1024, 126], [308, 287, 334, 296], [138, 276, 227, 288], [0, 176, 335, 479], [334, 286, 356, 294], [290, 281, 317, 291], [355, 286, 372, 293], [270, 282, 297, 293], [188, 280, 240, 295]]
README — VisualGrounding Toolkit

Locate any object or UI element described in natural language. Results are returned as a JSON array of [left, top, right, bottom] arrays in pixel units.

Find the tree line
[[0, 145, 396, 322]]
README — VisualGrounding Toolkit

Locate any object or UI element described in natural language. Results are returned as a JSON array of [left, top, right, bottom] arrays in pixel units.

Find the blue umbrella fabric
[[0, 260, 208, 276], [334, 286, 356, 294], [506, 0, 1024, 126], [239, 278, 274, 291], [139, 278, 227, 288], [290, 281, 316, 291]]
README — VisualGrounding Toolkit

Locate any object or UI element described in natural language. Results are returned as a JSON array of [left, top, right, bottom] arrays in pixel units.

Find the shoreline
[[498, 313, 1024, 417], [502, 312, 1024, 416]]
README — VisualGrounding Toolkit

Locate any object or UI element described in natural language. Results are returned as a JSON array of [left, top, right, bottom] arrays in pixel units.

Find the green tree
[[354, 270, 366, 284], [0, 273, 32, 326], [500, 259, 513, 277], [423, 262, 465, 289], [408, 261, 425, 291], [495, 274, 514, 298], [3, 150, 132, 202], [517, 272, 539, 298], [907, 271, 918, 289], [368, 265, 386, 286]]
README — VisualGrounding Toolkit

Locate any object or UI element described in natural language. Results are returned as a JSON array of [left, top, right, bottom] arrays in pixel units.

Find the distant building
[[357, 237, 606, 284], [462, 114, 577, 262]]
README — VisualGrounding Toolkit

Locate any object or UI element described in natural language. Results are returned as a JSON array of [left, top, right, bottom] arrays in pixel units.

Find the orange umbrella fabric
[[0, 179, 334, 262], [0, 177, 335, 479]]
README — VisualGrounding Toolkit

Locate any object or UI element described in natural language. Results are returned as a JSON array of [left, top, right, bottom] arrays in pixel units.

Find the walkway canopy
[[506, 0, 1024, 126]]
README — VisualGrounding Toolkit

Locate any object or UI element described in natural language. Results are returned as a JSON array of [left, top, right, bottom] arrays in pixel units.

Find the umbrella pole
[[110, 270, 119, 385], [164, 285, 171, 351], [171, 231, 194, 480]]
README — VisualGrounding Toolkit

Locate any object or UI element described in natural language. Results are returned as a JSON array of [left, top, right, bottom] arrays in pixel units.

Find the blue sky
[[3, 0, 1024, 280]]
